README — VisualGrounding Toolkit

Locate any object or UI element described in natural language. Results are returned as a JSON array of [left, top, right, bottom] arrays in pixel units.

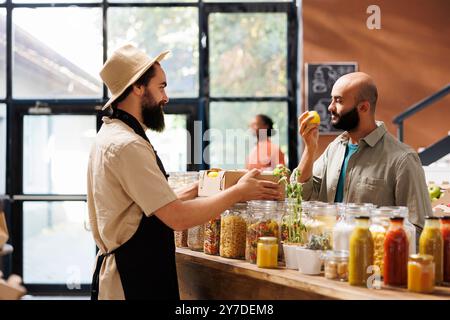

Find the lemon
[[208, 171, 219, 178], [308, 111, 321, 124]]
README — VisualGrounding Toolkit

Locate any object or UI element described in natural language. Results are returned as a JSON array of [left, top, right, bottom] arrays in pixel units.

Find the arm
[[394, 152, 432, 231], [176, 182, 198, 201], [155, 169, 284, 231]]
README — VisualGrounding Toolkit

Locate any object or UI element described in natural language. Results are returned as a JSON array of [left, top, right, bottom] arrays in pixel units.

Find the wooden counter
[[176, 248, 450, 300]]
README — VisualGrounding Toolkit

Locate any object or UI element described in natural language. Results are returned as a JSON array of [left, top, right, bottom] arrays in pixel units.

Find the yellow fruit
[[308, 111, 320, 124], [208, 171, 219, 178]]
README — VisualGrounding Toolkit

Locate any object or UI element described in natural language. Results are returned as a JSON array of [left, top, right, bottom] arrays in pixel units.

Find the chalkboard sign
[[305, 62, 358, 134]]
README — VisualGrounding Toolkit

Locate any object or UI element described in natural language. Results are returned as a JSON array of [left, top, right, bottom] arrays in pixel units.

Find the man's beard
[[331, 105, 360, 131], [141, 89, 165, 132]]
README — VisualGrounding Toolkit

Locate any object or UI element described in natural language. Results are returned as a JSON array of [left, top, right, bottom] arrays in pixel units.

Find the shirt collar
[[337, 121, 387, 147]]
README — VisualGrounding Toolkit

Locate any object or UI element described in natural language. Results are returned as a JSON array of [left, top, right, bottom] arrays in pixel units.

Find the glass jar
[[220, 203, 248, 259], [440, 216, 450, 283], [408, 254, 435, 293], [384, 217, 408, 286], [174, 230, 188, 248], [246, 201, 283, 264], [419, 216, 443, 284], [188, 224, 205, 252], [349, 216, 374, 286], [332, 206, 368, 252], [369, 207, 391, 276], [281, 199, 309, 245], [380, 206, 416, 255], [322, 250, 349, 281], [308, 203, 338, 246], [204, 217, 221, 255], [256, 237, 279, 269]]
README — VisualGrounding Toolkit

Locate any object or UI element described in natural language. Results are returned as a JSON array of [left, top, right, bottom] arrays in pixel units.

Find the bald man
[[293, 72, 431, 235]]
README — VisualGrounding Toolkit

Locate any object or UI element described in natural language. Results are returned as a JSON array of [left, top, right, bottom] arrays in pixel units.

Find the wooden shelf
[[176, 247, 450, 300]]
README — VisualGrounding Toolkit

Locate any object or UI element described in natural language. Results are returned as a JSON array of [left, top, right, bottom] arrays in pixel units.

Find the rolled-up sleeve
[[292, 148, 328, 201], [112, 140, 178, 217], [395, 152, 432, 229]]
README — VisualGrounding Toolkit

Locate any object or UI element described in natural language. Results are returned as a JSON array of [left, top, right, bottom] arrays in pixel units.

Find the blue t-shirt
[[334, 143, 359, 203]]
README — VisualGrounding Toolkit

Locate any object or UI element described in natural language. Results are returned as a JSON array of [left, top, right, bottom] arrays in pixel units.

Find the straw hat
[[100, 44, 170, 110]]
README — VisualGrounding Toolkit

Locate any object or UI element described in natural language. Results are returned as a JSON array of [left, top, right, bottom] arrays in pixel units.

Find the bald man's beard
[[141, 89, 165, 132], [331, 105, 360, 131]]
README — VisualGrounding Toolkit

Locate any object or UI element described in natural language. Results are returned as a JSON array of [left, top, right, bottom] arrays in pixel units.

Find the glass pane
[[210, 13, 287, 97], [13, 8, 102, 98], [0, 104, 5, 194], [23, 115, 96, 194], [23, 201, 96, 285], [0, 10, 5, 98], [108, 7, 198, 98], [146, 114, 188, 172], [209, 102, 288, 169]]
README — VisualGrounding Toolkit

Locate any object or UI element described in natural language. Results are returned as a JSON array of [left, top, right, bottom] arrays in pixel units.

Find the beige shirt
[[292, 122, 432, 230], [87, 116, 177, 300]]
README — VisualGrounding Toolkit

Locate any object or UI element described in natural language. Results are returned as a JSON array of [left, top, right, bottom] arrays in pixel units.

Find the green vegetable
[[274, 166, 307, 244], [306, 234, 332, 251]]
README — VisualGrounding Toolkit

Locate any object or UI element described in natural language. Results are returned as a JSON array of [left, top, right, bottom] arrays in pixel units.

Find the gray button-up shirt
[[292, 122, 432, 230]]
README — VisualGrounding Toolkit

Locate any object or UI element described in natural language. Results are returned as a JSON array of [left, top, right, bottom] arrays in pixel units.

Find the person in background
[[88, 44, 284, 300], [292, 72, 432, 236], [246, 114, 286, 171]]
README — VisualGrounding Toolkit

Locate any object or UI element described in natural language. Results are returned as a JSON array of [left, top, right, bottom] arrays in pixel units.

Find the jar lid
[[425, 216, 439, 220], [440, 216, 450, 220], [354, 215, 370, 220], [322, 250, 349, 261], [389, 216, 404, 222], [258, 236, 278, 244], [409, 254, 434, 264]]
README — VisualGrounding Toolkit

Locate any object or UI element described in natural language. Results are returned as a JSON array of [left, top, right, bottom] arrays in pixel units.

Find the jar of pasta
[[204, 217, 221, 255], [246, 201, 283, 264], [175, 230, 188, 248], [220, 203, 249, 259], [369, 207, 390, 276]]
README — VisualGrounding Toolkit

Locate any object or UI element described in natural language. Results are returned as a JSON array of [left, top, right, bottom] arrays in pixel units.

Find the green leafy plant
[[273, 165, 307, 244], [306, 234, 332, 251]]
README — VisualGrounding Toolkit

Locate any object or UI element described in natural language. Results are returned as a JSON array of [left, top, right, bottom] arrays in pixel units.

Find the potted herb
[[296, 234, 332, 275], [273, 165, 307, 269]]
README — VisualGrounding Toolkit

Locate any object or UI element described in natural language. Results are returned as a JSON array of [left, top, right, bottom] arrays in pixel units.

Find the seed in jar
[[337, 262, 348, 280]]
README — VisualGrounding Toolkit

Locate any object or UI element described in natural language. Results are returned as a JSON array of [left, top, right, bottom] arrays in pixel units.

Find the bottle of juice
[[440, 216, 450, 283], [349, 216, 374, 286], [384, 216, 408, 286], [419, 216, 443, 284]]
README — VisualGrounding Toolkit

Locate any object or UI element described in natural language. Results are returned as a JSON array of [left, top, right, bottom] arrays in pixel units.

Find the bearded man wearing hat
[[87, 44, 284, 300]]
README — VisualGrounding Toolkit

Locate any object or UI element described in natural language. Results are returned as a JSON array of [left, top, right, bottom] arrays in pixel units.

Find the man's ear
[[358, 101, 371, 113], [132, 84, 144, 97]]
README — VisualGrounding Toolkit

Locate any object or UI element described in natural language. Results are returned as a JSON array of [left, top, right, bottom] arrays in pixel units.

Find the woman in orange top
[[246, 114, 286, 171]]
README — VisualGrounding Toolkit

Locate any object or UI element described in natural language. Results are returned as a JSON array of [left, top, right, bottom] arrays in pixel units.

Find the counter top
[[176, 248, 450, 300]]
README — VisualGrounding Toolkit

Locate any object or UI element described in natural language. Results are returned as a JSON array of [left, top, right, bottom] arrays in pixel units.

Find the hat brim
[[101, 50, 170, 111]]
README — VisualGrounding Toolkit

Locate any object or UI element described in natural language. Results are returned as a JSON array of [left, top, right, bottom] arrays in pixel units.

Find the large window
[[1, 1, 298, 294]]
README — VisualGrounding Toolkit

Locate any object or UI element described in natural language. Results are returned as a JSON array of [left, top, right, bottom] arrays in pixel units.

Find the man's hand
[[235, 169, 284, 202], [298, 111, 319, 152], [176, 181, 199, 201]]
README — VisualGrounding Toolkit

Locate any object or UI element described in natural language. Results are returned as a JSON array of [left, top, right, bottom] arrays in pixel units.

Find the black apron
[[91, 109, 179, 300]]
